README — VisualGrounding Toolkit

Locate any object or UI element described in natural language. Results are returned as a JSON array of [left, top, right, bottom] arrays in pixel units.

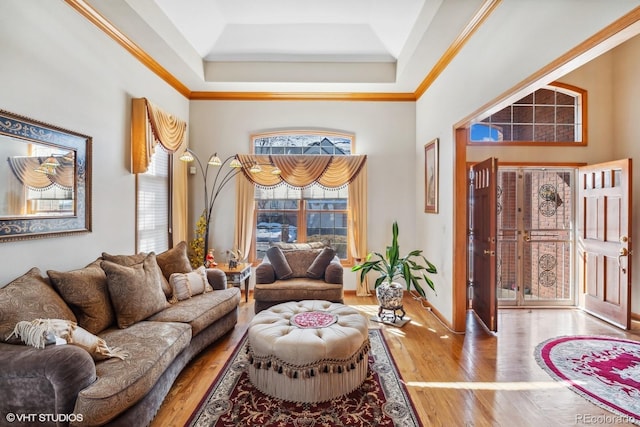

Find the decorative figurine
[[205, 249, 217, 268]]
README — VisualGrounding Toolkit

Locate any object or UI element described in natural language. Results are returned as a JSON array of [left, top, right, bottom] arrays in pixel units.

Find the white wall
[[188, 100, 416, 291], [0, 1, 188, 286], [612, 34, 640, 312]]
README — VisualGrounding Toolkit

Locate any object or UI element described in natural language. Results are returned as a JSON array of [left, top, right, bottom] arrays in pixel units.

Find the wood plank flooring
[[151, 293, 640, 427]]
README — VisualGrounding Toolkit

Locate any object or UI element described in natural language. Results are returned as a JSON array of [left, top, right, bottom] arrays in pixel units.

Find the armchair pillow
[[0, 267, 76, 344], [47, 260, 115, 335], [101, 253, 169, 328], [266, 246, 293, 280], [306, 247, 336, 279]]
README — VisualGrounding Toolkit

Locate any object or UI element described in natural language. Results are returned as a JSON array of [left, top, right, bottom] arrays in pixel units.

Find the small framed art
[[424, 138, 438, 213]]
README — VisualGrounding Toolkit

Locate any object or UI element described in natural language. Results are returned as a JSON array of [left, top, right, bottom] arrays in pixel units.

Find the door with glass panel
[[496, 167, 575, 306]]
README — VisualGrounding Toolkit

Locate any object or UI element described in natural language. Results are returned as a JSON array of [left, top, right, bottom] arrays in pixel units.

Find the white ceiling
[[84, 0, 640, 95], [154, 0, 425, 62]]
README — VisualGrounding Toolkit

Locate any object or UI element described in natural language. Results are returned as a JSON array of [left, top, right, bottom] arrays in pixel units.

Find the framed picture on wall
[[424, 138, 439, 213]]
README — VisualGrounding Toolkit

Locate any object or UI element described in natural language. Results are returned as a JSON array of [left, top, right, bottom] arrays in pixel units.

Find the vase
[[376, 282, 404, 309]]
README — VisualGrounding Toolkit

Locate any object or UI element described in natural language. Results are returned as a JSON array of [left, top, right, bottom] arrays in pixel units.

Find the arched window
[[469, 83, 586, 145], [251, 131, 355, 261]]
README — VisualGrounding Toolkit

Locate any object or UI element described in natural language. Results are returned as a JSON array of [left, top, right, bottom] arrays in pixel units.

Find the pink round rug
[[535, 335, 640, 425]]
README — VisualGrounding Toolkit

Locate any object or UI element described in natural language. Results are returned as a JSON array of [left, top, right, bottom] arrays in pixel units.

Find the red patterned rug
[[535, 335, 640, 425], [188, 329, 422, 426]]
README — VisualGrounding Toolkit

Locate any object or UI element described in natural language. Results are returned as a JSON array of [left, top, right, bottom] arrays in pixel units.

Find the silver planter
[[376, 282, 404, 309]]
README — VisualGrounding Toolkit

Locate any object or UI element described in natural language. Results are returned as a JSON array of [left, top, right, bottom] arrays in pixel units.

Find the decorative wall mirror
[[0, 110, 91, 241]]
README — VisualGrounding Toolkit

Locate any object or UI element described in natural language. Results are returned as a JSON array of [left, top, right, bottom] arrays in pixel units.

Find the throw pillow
[[284, 249, 323, 278], [306, 247, 336, 279], [0, 267, 76, 344], [47, 260, 115, 335], [9, 318, 127, 361], [101, 253, 169, 328], [266, 246, 293, 280], [102, 250, 172, 298], [156, 241, 193, 297], [168, 266, 212, 302]]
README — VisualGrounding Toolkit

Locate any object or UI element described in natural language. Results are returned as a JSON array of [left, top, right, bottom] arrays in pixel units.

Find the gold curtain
[[236, 154, 367, 188], [234, 173, 256, 261], [131, 97, 188, 244], [348, 162, 370, 296], [131, 98, 187, 174]]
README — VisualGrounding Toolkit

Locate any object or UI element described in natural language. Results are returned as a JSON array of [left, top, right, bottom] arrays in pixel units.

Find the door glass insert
[[497, 167, 575, 306]]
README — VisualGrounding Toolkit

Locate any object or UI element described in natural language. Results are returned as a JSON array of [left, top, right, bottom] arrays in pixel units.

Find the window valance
[[131, 98, 187, 174], [7, 156, 74, 191], [236, 154, 367, 189]]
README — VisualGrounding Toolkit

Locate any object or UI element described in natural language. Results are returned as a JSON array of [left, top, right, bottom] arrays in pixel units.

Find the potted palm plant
[[352, 221, 437, 320]]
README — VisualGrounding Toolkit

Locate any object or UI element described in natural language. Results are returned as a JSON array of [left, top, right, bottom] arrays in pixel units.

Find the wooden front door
[[470, 157, 498, 332], [578, 159, 632, 329]]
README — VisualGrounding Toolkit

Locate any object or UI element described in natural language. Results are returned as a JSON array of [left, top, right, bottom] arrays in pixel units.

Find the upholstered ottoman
[[247, 300, 370, 403]]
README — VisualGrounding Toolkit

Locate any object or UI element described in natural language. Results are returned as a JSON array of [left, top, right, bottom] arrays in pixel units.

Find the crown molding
[[414, 0, 502, 100], [190, 91, 416, 102]]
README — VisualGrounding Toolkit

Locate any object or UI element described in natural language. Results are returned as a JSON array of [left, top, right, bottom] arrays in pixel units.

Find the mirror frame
[[0, 110, 91, 241]]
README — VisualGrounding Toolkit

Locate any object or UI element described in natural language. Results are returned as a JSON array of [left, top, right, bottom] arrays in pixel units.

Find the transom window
[[469, 83, 586, 145], [252, 132, 353, 261]]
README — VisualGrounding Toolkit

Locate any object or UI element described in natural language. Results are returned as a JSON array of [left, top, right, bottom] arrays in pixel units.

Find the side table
[[217, 263, 252, 302]]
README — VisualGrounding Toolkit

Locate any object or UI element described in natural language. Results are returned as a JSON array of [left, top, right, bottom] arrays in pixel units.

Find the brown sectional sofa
[[253, 242, 344, 313], [0, 242, 240, 426]]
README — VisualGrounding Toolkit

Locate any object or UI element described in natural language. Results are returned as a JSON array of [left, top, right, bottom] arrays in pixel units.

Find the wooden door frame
[[453, 129, 592, 331]]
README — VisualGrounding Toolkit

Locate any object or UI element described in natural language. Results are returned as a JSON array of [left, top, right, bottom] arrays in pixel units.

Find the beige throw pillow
[[0, 267, 76, 344], [9, 318, 127, 361], [47, 260, 115, 335], [101, 253, 169, 328], [168, 266, 212, 302]]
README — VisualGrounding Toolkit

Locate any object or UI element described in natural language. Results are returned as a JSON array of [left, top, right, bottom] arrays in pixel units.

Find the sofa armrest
[[0, 342, 96, 418], [206, 268, 228, 290], [324, 256, 343, 284], [255, 258, 275, 284]]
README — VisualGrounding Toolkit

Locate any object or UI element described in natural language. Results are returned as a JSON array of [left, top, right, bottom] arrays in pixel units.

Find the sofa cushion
[[101, 251, 146, 266], [169, 266, 212, 302], [101, 253, 169, 328], [147, 287, 240, 337], [266, 246, 293, 279], [156, 241, 192, 288], [102, 250, 173, 298], [306, 247, 336, 279], [47, 260, 115, 334], [284, 249, 322, 278], [254, 279, 343, 303], [0, 267, 76, 344], [74, 321, 191, 426]]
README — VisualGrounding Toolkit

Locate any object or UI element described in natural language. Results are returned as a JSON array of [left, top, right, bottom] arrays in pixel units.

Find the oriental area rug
[[535, 335, 640, 425], [188, 329, 422, 426]]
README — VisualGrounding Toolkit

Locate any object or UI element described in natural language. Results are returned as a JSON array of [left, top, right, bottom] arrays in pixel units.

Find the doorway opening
[[496, 167, 575, 307]]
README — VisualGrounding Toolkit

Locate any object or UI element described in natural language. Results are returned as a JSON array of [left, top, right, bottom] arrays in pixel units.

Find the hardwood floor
[[151, 293, 640, 427]]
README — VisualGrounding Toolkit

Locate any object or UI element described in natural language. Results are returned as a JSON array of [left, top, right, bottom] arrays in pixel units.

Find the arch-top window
[[469, 83, 586, 145], [251, 131, 354, 261]]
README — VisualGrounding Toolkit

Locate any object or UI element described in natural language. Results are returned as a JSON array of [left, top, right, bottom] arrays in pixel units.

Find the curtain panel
[[131, 98, 188, 245], [131, 98, 187, 174]]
